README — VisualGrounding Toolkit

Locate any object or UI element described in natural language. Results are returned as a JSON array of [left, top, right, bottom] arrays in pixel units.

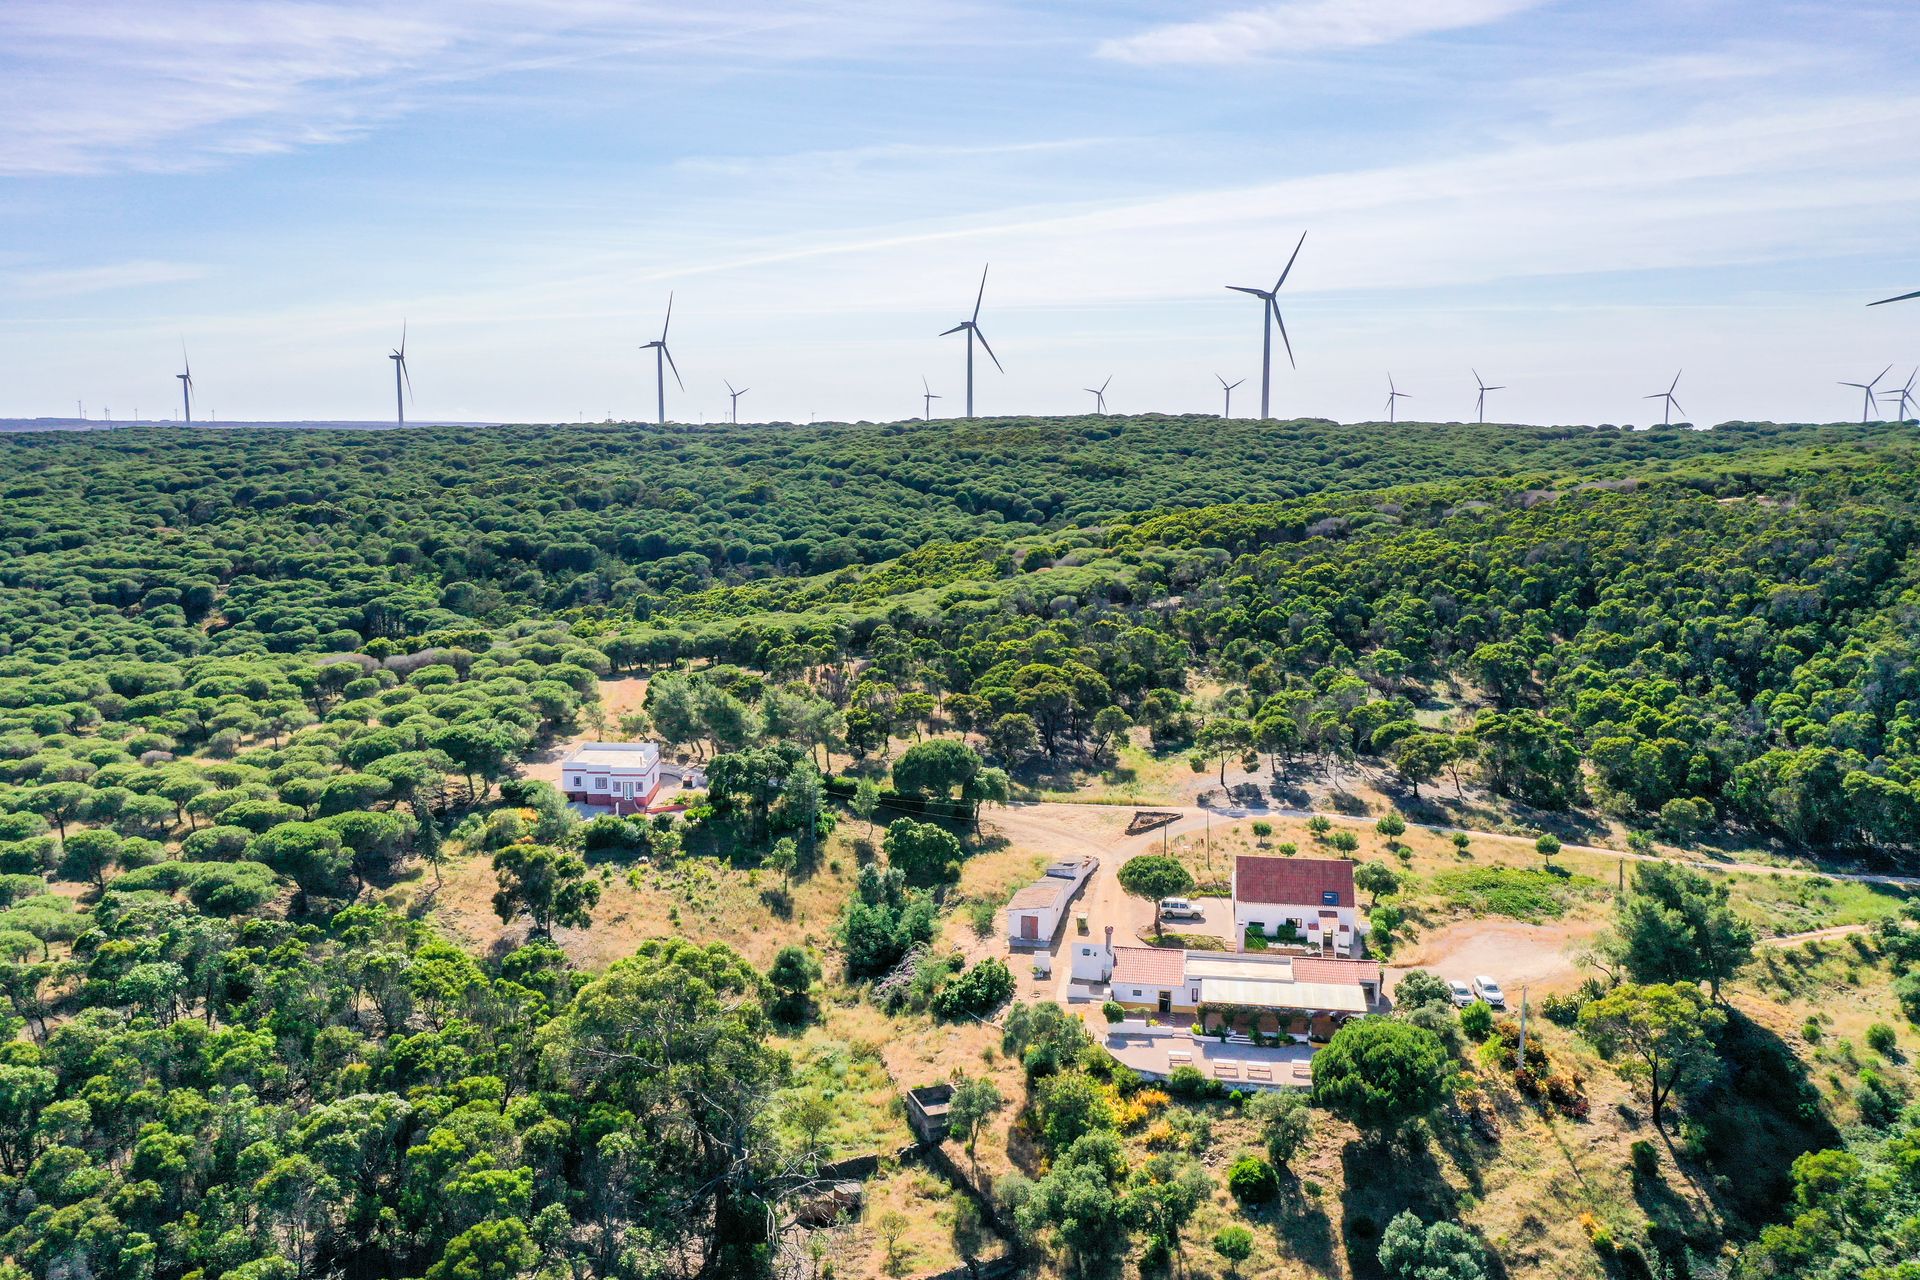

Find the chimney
[[1104, 925, 1113, 949]]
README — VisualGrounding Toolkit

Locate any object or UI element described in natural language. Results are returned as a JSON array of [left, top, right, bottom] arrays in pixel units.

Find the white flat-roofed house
[[560, 742, 662, 815], [1005, 859, 1098, 949]]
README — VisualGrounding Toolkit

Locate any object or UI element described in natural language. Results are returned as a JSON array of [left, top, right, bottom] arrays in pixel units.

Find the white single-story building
[[1086, 934, 1382, 1038], [560, 742, 663, 815], [1005, 858, 1098, 949], [1232, 854, 1360, 955]]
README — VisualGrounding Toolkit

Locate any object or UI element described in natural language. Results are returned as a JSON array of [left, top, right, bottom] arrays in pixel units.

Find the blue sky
[[3, 0, 1918, 426]]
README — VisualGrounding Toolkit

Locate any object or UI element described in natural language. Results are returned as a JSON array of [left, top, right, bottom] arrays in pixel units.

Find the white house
[[1082, 932, 1381, 1035], [1232, 855, 1360, 955], [560, 742, 662, 815], [1005, 858, 1098, 949]]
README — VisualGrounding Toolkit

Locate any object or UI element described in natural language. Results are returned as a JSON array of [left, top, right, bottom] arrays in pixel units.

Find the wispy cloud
[[5, 259, 206, 299], [1097, 0, 1544, 66], [0, 1, 958, 176]]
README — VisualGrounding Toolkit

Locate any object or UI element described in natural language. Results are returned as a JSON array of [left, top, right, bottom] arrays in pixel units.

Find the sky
[[3, 0, 1919, 427]]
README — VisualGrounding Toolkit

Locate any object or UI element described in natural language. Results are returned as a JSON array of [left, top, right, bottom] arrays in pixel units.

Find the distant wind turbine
[[1868, 289, 1920, 306], [176, 344, 194, 424], [1084, 376, 1111, 415], [1887, 369, 1918, 421], [388, 324, 412, 426], [1839, 364, 1891, 424], [1216, 374, 1244, 418], [1226, 230, 1306, 419], [1643, 370, 1685, 426], [1473, 369, 1504, 424], [1384, 374, 1410, 424], [921, 376, 941, 420], [725, 380, 748, 425], [940, 265, 1002, 418], [640, 294, 683, 426]]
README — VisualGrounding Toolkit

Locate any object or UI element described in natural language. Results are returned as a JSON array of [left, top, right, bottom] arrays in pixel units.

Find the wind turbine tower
[[388, 325, 412, 426], [1385, 374, 1410, 424], [1887, 369, 1918, 421], [1643, 370, 1685, 426], [1216, 374, 1244, 418], [725, 380, 748, 425], [1839, 365, 1890, 424], [176, 345, 194, 424], [1226, 231, 1306, 419], [639, 294, 683, 426], [1084, 376, 1111, 415], [940, 265, 1002, 417], [1473, 370, 1504, 424]]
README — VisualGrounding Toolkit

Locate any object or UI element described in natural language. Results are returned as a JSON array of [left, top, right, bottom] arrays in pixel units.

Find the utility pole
[[1517, 985, 1530, 1070]]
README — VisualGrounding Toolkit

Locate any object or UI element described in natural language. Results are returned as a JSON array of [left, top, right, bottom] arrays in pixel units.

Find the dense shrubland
[[0, 415, 1918, 1279]]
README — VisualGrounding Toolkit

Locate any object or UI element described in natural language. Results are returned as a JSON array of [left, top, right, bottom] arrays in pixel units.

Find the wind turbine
[[1869, 289, 1920, 306], [1226, 230, 1306, 419], [1384, 374, 1410, 424], [940, 265, 1001, 417], [176, 344, 194, 424], [1216, 374, 1244, 418], [1839, 364, 1891, 424], [1473, 369, 1504, 424], [725, 380, 748, 425], [1887, 369, 1918, 421], [1643, 370, 1685, 426], [1083, 376, 1111, 415], [639, 294, 682, 426], [921, 376, 941, 420], [388, 324, 412, 426]]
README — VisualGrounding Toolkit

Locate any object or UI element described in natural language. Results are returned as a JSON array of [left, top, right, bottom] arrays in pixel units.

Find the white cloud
[[5, 260, 206, 299], [0, 1, 958, 175], [1096, 0, 1545, 66]]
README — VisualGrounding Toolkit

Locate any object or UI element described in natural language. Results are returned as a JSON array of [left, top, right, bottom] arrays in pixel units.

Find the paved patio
[[1099, 1020, 1317, 1089]]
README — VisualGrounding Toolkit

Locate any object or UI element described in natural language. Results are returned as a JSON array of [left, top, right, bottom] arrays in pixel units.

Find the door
[[1020, 913, 1039, 940], [1158, 991, 1172, 1016]]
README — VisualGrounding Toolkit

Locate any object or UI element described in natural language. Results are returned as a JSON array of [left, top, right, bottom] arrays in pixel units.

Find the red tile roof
[[1290, 956, 1381, 985], [1235, 855, 1355, 908], [1109, 946, 1187, 988]]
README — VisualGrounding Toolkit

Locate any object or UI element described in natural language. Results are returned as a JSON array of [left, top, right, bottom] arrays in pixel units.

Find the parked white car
[[1448, 979, 1475, 1007], [1473, 976, 1506, 1008], [1159, 897, 1204, 921]]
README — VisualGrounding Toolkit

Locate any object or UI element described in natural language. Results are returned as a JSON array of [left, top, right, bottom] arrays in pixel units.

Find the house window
[[568, 775, 581, 788], [593, 777, 608, 791]]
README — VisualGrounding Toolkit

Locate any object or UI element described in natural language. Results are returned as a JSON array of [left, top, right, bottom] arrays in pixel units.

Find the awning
[[1198, 977, 1370, 1013]]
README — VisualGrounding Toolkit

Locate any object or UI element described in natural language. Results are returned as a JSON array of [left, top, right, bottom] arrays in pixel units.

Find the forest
[[0, 415, 1916, 1280]]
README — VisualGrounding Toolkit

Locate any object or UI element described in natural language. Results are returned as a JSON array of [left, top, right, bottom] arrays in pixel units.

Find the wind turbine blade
[[661, 293, 673, 342], [1868, 289, 1920, 306], [1216, 373, 1227, 388], [923, 375, 931, 393], [939, 323, 968, 336], [1871, 364, 1892, 387], [974, 328, 1004, 373], [1644, 393, 1665, 400], [1100, 376, 1111, 393], [1473, 369, 1484, 389], [1669, 397, 1685, 418], [663, 346, 684, 390], [972, 264, 988, 325], [1271, 299, 1295, 368], [1273, 229, 1308, 291], [400, 319, 407, 358], [401, 358, 413, 403], [1487, 386, 1505, 391], [1228, 379, 1244, 391], [1225, 285, 1268, 298], [1669, 369, 1682, 394]]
